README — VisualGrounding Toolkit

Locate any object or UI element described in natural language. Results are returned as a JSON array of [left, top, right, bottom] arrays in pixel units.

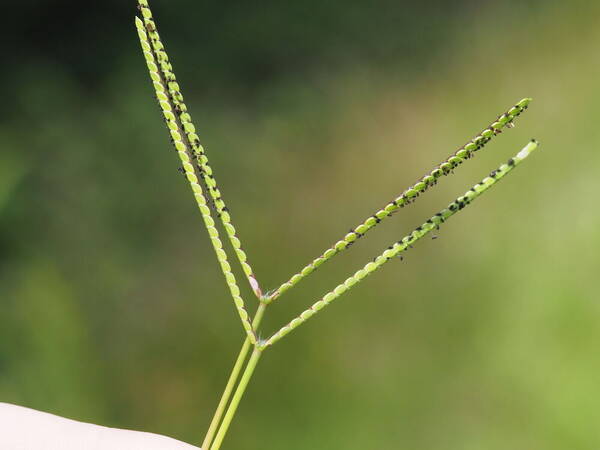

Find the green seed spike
[[261, 139, 539, 348], [137, 0, 263, 300], [267, 98, 531, 302], [135, 17, 258, 344]]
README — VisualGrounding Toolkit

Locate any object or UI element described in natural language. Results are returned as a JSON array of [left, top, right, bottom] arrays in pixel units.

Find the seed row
[[268, 98, 531, 302], [262, 139, 539, 347], [136, 17, 257, 343], [138, 0, 263, 299]]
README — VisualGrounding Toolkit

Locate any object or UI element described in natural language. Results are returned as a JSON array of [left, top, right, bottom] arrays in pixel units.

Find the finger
[[0, 403, 200, 450]]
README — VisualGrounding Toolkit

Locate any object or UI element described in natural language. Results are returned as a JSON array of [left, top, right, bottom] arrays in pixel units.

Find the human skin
[[0, 403, 200, 450]]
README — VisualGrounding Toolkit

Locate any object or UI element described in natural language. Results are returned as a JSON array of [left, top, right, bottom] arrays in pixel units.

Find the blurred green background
[[2, 1, 599, 449]]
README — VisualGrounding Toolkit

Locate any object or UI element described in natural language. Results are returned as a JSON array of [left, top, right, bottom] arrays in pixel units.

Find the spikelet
[[268, 99, 531, 301], [135, 14, 257, 344], [262, 140, 539, 347], [137, 0, 263, 299]]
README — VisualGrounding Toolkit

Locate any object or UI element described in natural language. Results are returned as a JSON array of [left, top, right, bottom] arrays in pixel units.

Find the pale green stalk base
[[201, 341, 250, 449], [209, 348, 263, 450], [202, 304, 267, 450]]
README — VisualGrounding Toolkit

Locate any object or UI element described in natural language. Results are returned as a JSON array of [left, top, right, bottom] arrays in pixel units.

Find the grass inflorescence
[[134, 1, 541, 448]]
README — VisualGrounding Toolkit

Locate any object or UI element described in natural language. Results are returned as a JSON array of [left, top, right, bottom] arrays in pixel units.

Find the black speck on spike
[[508, 158, 515, 166]]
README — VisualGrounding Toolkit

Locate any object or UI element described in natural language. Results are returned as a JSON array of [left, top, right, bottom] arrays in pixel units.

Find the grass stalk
[[209, 348, 263, 450], [201, 304, 266, 449]]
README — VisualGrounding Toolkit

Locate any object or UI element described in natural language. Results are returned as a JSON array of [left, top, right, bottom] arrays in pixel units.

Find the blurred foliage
[[1, 0, 600, 449]]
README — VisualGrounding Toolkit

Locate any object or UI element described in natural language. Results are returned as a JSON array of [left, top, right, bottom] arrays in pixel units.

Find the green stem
[[201, 343, 250, 450], [202, 303, 266, 449], [209, 348, 263, 450]]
